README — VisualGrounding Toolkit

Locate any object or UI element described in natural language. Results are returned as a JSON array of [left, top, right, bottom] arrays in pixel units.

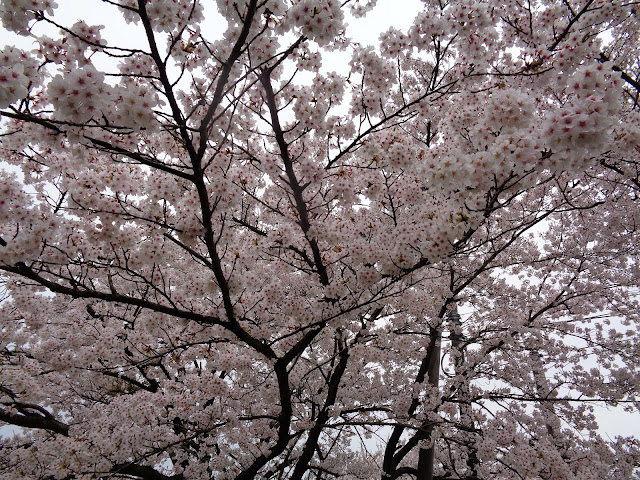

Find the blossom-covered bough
[[0, 0, 639, 479]]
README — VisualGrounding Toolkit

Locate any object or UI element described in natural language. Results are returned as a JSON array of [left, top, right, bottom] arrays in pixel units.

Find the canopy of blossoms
[[0, 1, 639, 479]]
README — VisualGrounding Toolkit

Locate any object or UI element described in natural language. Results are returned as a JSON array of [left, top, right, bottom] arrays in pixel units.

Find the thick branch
[[137, 0, 197, 160], [0, 262, 222, 326], [233, 358, 293, 480], [259, 70, 330, 286], [197, 0, 260, 158], [0, 405, 69, 436], [112, 463, 184, 480], [289, 335, 351, 480]]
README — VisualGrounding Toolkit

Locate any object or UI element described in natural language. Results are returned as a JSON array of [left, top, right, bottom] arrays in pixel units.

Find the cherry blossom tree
[[0, 0, 639, 479]]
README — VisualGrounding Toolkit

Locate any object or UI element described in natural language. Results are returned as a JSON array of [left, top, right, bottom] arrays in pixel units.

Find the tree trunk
[[417, 325, 441, 480]]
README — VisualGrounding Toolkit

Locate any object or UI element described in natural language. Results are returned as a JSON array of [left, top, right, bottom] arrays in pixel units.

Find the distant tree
[[0, 1, 639, 479]]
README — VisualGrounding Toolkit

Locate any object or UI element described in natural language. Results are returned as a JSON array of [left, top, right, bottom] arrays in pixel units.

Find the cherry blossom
[[0, 47, 37, 108], [47, 64, 112, 122], [0, 0, 57, 35], [0, 1, 639, 479]]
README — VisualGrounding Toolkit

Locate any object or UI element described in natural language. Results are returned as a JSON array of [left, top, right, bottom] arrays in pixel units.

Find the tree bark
[[417, 326, 441, 480]]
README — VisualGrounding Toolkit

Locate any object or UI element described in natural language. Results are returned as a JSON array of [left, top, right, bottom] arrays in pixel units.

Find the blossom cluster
[[215, 0, 286, 22], [348, 0, 377, 18], [0, 0, 57, 35], [48, 64, 111, 122], [63, 21, 108, 66], [0, 47, 32, 108], [544, 61, 623, 165], [379, 27, 409, 57], [113, 83, 161, 131], [349, 46, 397, 115], [118, 0, 204, 33], [37, 35, 67, 65], [289, 72, 344, 131], [285, 0, 345, 46], [291, 44, 323, 72], [0, 172, 48, 265]]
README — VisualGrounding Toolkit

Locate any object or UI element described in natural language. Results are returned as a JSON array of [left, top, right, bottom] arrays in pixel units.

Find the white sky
[[1, 0, 424, 51]]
